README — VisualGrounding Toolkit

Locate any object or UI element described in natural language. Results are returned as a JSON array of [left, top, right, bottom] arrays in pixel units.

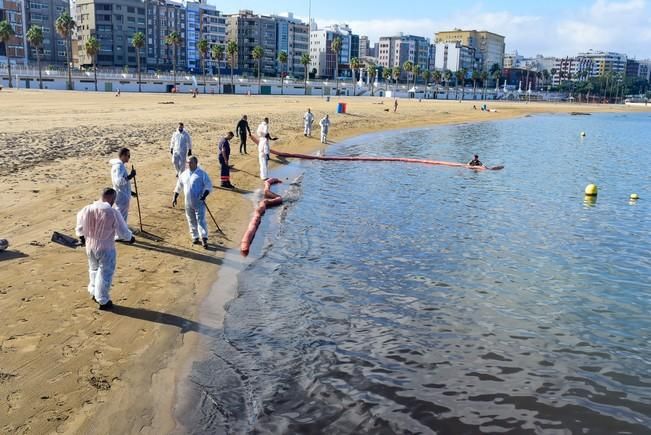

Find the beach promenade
[[0, 90, 647, 434]]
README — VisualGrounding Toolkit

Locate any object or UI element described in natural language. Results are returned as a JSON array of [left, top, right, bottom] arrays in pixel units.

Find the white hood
[[109, 158, 122, 166]]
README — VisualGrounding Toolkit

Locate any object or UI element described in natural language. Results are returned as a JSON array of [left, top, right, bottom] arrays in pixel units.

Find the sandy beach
[[0, 90, 648, 434]]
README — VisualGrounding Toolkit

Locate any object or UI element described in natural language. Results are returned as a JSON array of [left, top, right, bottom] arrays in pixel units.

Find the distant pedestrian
[[170, 122, 192, 177], [236, 115, 251, 154], [172, 156, 213, 249], [75, 188, 135, 310], [319, 114, 330, 144], [218, 132, 235, 189], [303, 108, 314, 137], [393, 98, 398, 112]]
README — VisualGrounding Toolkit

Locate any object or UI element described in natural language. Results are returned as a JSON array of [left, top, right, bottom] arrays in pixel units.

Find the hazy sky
[[212, 0, 651, 59]]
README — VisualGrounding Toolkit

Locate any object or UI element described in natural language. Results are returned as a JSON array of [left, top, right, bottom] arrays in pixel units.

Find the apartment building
[[76, 0, 147, 67], [433, 41, 477, 73], [435, 29, 505, 71], [1, 0, 28, 64], [146, 0, 186, 70], [186, 0, 225, 72], [25, 0, 69, 65], [274, 13, 308, 78], [309, 23, 354, 79], [226, 10, 277, 76], [377, 34, 430, 78]]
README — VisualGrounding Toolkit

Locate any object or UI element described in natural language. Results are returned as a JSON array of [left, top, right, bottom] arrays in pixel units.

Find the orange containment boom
[[270, 149, 504, 171], [240, 177, 283, 256]]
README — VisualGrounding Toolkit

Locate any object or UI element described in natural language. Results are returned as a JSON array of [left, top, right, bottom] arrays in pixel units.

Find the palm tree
[[55, 12, 76, 90], [278, 50, 288, 95], [412, 64, 421, 92], [459, 68, 467, 100], [480, 71, 488, 100], [422, 70, 431, 98], [197, 38, 209, 94], [84, 36, 100, 91], [432, 70, 441, 98], [252, 45, 264, 94], [492, 69, 501, 95], [471, 70, 480, 99], [132, 31, 145, 92], [0, 20, 15, 88], [226, 40, 237, 93], [165, 31, 182, 90], [300, 52, 310, 95], [403, 60, 413, 91], [367, 63, 377, 96], [542, 69, 550, 90], [383, 68, 391, 91], [211, 43, 224, 94], [550, 68, 557, 89], [26, 25, 44, 89], [350, 57, 360, 96], [454, 70, 463, 99], [443, 69, 452, 99], [392, 66, 401, 91], [331, 37, 342, 95]]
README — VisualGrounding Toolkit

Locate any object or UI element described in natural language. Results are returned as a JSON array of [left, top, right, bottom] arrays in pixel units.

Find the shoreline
[[1, 91, 649, 434]]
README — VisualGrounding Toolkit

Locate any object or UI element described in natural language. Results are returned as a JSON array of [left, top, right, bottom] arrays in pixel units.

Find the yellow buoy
[[630, 193, 639, 200], [584, 184, 598, 196], [580, 132, 586, 137]]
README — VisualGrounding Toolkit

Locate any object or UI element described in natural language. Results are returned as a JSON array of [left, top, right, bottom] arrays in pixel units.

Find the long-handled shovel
[[132, 165, 144, 233], [204, 201, 225, 235]]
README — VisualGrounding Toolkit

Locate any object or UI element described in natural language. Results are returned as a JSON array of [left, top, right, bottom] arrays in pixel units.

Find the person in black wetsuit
[[236, 115, 252, 154], [218, 132, 235, 188], [468, 154, 483, 166]]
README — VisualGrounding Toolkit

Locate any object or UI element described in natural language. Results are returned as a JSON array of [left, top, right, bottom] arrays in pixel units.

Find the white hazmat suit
[[319, 116, 330, 144], [109, 158, 132, 223], [76, 201, 132, 305], [303, 111, 314, 136], [257, 121, 270, 180], [170, 129, 193, 176], [174, 167, 213, 240]]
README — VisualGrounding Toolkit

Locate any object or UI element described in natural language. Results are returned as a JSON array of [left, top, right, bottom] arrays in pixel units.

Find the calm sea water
[[178, 113, 651, 434]]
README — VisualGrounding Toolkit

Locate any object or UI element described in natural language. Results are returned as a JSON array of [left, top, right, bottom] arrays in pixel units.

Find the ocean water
[[177, 113, 651, 434]]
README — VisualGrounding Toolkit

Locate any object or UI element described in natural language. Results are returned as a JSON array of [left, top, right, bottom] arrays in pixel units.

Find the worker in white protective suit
[[76, 188, 135, 310], [303, 108, 314, 137], [255, 117, 278, 180], [109, 147, 137, 226], [319, 114, 330, 144], [172, 156, 213, 249], [170, 122, 192, 177]]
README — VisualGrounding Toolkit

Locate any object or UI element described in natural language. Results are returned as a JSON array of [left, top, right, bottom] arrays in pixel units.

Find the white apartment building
[[433, 42, 477, 73], [377, 33, 429, 79], [309, 23, 353, 79]]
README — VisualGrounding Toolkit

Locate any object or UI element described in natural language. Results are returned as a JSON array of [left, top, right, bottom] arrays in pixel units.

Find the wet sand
[[0, 89, 647, 434]]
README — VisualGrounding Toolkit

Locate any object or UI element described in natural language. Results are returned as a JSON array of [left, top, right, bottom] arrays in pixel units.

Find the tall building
[[433, 42, 477, 73], [75, 0, 147, 68], [1, 0, 28, 64], [274, 13, 308, 78], [435, 29, 505, 71], [359, 35, 369, 57], [552, 56, 593, 85], [226, 10, 277, 77], [186, 1, 225, 72], [377, 33, 430, 79], [577, 50, 627, 77], [309, 23, 354, 79], [146, 0, 186, 71], [24, 0, 69, 65]]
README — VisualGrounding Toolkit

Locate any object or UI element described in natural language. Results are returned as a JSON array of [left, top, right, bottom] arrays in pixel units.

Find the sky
[[212, 0, 651, 59]]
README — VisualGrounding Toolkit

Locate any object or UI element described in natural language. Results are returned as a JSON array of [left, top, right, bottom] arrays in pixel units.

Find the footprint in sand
[[6, 390, 23, 413], [1, 333, 43, 353]]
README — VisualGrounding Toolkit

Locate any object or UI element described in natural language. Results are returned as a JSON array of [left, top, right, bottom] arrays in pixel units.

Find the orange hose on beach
[[240, 177, 283, 256]]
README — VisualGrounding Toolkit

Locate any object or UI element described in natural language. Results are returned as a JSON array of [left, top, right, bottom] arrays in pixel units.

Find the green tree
[[412, 64, 421, 92], [471, 70, 480, 99], [480, 70, 488, 100], [26, 25, 44, 89], [226, 40, 238, 92], [197, 38, 209, 94], [367, 63, 377, 96], [331, 37, 342, 95], [432, 70, 442, 98], [402, 60, 413, 89], [350, 57, 360, 96], [165, 31, 182, 89], [84, 36, 100, 91], [458, 68, 467, 100], [278, 50, 288, 95], [211, 44, 224, 94], [132, 32, 145, 92], [300, 52, 310, 95], [492, 69, 501, 95], [383, 68, 392, 91], [443, 69, 452, 99], [392, 66, 401, 91], [0, 20, 15, 87], [421, 69, 431, 85], [55, 12, 76, 90], [252, 45, 264, 94]]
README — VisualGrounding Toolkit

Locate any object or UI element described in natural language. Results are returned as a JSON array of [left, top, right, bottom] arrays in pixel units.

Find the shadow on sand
[[0, 250, 29, 262], [132, 238, 226, 264], [111, 305, 221, 337]]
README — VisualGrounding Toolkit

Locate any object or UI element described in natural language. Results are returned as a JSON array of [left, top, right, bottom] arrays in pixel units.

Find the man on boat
[[468, 154, 483, 166]]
